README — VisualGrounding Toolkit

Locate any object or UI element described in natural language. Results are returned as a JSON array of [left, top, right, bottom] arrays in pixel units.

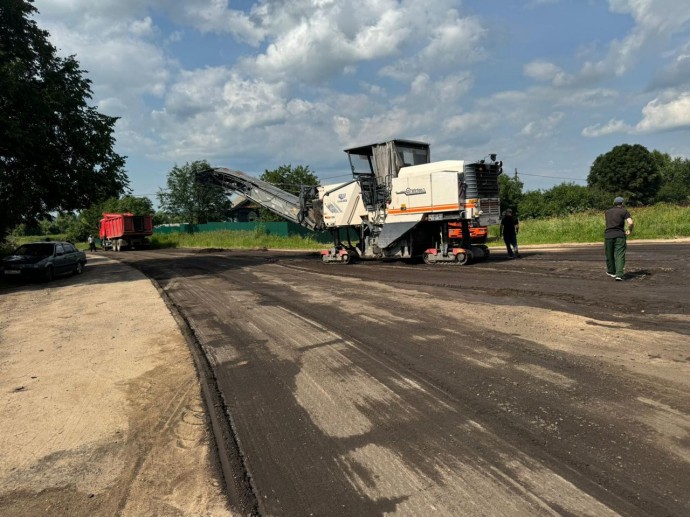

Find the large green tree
[[587, 144, 661, 205], [542, 183, 595, 216], [157, 160, 231, 224], [498, 172, 523, 214], [652, 151, 690, 203], [259, 164, 319, 222], [0, 0, 128, 241]]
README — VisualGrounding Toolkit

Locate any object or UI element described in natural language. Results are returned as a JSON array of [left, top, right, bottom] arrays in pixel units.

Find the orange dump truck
[[99, 213, 153, 251]]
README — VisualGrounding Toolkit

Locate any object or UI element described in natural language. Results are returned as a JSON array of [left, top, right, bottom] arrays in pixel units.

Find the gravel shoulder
[[0, 254, 232, 516]]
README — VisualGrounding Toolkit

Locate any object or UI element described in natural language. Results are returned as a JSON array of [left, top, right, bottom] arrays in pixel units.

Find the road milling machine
[[198, 139, 502, 264]]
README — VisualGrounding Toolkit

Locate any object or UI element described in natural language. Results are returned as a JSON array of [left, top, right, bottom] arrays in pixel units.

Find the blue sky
[[34, 0, 690, 204]]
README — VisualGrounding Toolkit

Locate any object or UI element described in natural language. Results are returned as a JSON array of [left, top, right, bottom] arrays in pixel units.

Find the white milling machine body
[[318, 139, 502, 264], [197, 139, 502, 265]]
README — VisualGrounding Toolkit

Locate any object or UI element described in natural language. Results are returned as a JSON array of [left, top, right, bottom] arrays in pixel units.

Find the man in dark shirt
[[605, 196, 634, 281], [499, 209, 520, 258]]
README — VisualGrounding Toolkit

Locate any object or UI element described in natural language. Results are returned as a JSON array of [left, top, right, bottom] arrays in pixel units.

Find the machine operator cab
[[344, 140, 431, 211]]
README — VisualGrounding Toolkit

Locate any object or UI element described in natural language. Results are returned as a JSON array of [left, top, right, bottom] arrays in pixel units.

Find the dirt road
[[112, 242, 690, 516], [0, 255, 232, 516]]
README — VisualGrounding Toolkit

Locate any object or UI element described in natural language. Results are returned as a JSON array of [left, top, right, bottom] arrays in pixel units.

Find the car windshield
[[14, 243, 55, 257]]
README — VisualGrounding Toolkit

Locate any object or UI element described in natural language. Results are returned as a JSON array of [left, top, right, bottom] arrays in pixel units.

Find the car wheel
[[74, 261, 84, 275], [44, 266, 54, 282]]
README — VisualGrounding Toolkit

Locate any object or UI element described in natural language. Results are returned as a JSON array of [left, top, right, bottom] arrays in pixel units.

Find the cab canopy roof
[[343, 139, 430, 156]]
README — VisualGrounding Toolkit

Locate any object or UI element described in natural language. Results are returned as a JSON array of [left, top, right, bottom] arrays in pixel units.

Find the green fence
[[153, 221, 333, 243]]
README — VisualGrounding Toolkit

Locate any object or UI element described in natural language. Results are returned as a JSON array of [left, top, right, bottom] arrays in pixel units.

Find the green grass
[[1, 234, 89, 256], [487, 203, 690, 246], [5, 204, 688, 256], [150, 229, 324, 250]]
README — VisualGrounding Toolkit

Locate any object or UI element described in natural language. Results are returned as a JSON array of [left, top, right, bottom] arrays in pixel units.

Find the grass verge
[[150, 229, 324, 250], [5, 204, 688, 255], [488, 203, 690, 246]]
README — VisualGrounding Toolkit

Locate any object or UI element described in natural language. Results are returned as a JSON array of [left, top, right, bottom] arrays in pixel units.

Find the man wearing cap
[[605, 197, 634, 281], [500, 209, 520, 258]]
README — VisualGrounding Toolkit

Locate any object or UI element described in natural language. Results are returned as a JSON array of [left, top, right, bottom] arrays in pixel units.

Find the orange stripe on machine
[[387, 203, 476, 215]]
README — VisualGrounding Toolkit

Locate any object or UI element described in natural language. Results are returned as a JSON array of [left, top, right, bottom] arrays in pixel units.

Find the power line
[[518, 172, 587, 182]]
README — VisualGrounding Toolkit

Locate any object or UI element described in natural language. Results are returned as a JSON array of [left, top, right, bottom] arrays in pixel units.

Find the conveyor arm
[[197, 167, 321, 230]]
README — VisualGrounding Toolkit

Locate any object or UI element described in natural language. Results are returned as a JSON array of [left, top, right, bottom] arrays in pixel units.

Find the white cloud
[[31, 0, 690, 194], [523, 61, 573, 87], [635, 92, 690, 132], [237, 0, 417, 83], [520, 112, 564, 138], [554, 88, 619, 108], [648, 40, 690, 90], [380, 10, 487, 81], [579, 0, 690, 79], [171, 0, 266, 46], [419, 13, 487, 65], [407, 72, 474, 103], [41, 17, 172, 102], [445, 111, 497, 134], [151, 68, 294, 150], [581, 119, 631, 137], [582, 91, 690, 136]]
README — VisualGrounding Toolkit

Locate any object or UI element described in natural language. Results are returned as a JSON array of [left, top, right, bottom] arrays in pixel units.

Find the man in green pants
[[605, 196, 634, 281]]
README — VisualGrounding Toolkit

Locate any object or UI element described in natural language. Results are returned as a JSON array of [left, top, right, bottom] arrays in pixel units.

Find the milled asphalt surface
[[2, 240, 689, 515]]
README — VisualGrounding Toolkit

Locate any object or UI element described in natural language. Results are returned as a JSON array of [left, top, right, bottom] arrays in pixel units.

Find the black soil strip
[[149, 276, 260, 516]]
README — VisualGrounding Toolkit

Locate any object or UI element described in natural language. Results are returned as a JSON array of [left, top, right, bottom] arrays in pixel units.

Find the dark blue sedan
[[1, 241, 87, 282]]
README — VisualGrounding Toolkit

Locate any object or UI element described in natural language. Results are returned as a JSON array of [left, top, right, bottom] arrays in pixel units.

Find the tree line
[[500, 144, 690, 219]]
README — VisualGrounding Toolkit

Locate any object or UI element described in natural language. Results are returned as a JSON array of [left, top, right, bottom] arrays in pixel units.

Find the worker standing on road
[[605, 196, 634, 281], [88, 235, 96, 252], [500, 209, 520, 258]]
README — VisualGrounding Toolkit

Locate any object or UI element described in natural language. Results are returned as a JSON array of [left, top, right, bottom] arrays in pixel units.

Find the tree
[[157, 160, 231, 224], [499, 172, 523, 214], [259, 165, 319, 222], [652, 151, 690, 203], [0, 0, 129, 242], [102, 195, 154, 216], [587, 144, 661, 205], [519, 190, 547, 219], [542, 183, 593, 216]]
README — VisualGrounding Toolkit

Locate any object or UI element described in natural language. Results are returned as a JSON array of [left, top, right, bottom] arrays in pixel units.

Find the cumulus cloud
[[648, 40, 690, 90], [406, 72, 474, 104], [244, 10, 408, 83], [579, 0, 690, 79], [235, 0, 417, 83], [47, 23, 171, 99], [523, 61, 573, 87], [150, 68, 295, 157], [169, 0, 266, 46], [582, 91, 690, 136], [635, 92, 690, 132], [380, 10, 487, 81], [30, 0, 690, 192], [520, 112, 565, 138]]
